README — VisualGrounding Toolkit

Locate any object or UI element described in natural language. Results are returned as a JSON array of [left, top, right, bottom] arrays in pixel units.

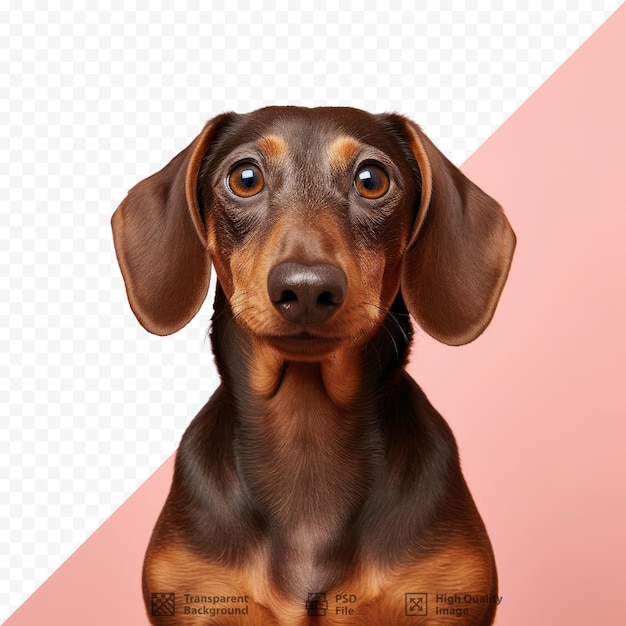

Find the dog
[[112, 106, 515, 625]]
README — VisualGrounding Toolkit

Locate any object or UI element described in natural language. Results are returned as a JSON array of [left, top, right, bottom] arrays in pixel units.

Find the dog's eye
[[354, 165, 390, 199], [228, 164, 265, 198]]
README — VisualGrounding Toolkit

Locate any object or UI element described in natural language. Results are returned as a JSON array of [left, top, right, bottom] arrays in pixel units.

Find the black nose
[[267, 262, 347, 325]]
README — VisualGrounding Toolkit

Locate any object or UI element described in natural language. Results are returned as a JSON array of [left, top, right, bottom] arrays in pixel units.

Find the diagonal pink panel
[[4, 457, 175, 626], [409, 4, 626, 625], [6, 6, 626, 625]]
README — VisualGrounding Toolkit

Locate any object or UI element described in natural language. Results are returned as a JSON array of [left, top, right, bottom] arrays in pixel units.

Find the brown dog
[[112, 106, 515, 625]]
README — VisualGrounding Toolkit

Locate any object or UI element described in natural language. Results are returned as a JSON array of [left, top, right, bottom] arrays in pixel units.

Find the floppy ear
[[397, 117, 516, 346], [111, 114, 233, 336]]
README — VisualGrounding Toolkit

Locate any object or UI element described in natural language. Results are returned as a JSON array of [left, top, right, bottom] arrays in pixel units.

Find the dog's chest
[[236, 365, 381, 592]]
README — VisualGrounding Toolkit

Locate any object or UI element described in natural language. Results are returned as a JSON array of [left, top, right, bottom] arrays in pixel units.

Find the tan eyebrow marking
[[258, 134, 288, 161], [327, 135, 362, 170]]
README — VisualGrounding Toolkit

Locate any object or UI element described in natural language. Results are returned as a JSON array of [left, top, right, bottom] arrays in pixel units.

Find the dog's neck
[[209, 284, 412, 592]]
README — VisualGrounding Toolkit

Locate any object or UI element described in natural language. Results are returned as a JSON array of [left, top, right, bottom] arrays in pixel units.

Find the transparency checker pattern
[[0, 1, 619, 620]]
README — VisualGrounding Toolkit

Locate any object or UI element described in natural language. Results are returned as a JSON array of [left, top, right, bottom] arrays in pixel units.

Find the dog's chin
[[263, 332, 345, 361]]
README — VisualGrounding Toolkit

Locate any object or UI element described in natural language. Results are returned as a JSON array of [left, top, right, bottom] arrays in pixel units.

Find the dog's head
[[112, 107, 515, 354]]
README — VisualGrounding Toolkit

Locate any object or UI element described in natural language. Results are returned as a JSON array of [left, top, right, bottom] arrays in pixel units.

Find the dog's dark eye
[[228, 164, 264, 198], [354, 165, 390, 199]]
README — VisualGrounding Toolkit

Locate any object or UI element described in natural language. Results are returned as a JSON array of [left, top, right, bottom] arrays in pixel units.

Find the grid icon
[[151, 592, 176, 617]]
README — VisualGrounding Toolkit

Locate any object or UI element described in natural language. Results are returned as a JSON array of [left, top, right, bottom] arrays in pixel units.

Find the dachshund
[[111, 106, 515, 625]]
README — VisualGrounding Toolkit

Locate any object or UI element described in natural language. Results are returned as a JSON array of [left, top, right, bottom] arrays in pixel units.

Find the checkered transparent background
[[0, 1, 620, 620]]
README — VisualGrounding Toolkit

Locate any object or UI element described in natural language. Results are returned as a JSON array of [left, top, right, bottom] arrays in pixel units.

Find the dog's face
[[198, 108, 421, 360], [112, 106, 515, 348]]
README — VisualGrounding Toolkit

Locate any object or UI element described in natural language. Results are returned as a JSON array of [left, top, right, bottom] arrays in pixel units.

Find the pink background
[[6, 5, 626, 625]]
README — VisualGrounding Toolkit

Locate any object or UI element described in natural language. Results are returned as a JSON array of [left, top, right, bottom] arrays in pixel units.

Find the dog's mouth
[[264, 331, 343, 359]]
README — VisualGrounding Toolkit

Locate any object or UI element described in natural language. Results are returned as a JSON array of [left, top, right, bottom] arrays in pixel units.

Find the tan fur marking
[[144, 542, 287, 625], [366, 546, 497, 624], [327, 135, 362, 171], [319, 349, 363, 406], [248, 341, 285, 397], [258, 134, 288, 161]]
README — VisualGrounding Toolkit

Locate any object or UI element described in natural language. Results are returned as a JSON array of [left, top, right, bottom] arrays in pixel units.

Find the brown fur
[[112, 106, 515, 625]]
